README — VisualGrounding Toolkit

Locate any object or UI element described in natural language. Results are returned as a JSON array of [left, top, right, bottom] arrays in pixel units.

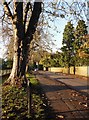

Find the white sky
[[0, 36, 7, 59]]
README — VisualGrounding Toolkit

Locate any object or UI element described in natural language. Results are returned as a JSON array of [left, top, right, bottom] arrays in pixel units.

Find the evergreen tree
[[74, 20, 87, 50], [61, 21, 75, 74], [74, 20, 88, 66]]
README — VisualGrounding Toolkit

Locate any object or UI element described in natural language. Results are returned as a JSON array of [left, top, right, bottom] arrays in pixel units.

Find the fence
[[0, 69, 11, 76], [48, 66, 89, 77]]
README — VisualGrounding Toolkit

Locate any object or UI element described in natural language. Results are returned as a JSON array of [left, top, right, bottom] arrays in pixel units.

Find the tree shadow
[[40, 84, 71, 92], [40, 83, 89, 98]]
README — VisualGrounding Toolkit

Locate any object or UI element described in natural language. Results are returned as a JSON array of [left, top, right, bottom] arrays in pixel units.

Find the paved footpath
[[35, 71, 89, 120]]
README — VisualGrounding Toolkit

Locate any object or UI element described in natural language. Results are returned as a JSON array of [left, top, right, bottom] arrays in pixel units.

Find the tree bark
[[3, 1, 42, 85], [20, 2, 42, 76], [8, 2, 24, 84]]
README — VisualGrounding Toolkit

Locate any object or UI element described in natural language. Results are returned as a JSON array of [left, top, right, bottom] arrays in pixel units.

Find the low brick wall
[[48, 66, 89, 77]]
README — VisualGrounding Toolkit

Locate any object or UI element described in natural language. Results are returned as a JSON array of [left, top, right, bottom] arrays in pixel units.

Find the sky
[[45, 0, 88, 52], [47, 18, 68, 52], [0, 0, 68, 58], [0, 0, 88, 58]]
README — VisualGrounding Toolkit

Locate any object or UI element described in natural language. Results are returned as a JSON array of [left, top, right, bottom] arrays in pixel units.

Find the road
[[35, 71, 89, 119], [39, 71, 89, 96]]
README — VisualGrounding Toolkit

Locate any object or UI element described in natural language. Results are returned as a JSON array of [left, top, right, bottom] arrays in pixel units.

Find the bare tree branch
[[26, 2, 42, 41], [3, 2, 13, 21], [24, 2, 32, 30]]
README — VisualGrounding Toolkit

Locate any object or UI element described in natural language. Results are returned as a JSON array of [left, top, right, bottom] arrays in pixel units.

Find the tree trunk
[[68, 66, 70, 74], [8, 2, 24, 85], [20, 38, 31, 76], [74, 66, 75, 75], [20, 2, 42, 76], [4, 1, 42, 86]]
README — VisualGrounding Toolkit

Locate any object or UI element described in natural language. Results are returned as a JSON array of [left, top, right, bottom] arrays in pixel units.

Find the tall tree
[[74, 20, 88, 65], [78, 34, 89, 58], [61, 21, 75, 74], [74, 20, 87, 50], [3, 1, 42, 85]]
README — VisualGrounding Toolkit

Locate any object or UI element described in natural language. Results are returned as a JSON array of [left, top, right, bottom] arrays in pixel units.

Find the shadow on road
[[40, 84, 69, 92]]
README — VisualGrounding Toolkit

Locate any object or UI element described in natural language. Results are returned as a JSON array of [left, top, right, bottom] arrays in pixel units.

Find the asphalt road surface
[[35, 71, 89, 120], [39, 71, 89, 96]]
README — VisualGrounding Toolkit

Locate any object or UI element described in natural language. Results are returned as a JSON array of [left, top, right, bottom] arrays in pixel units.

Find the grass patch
[[26, 73, 38, 86], [2, 73, 45, 120], [2, 85, 28, 120], [26, 73, 45, 119]]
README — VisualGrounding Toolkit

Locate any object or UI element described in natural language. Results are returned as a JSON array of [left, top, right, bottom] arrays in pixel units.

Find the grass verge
[[2, 73, 45, 120]]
